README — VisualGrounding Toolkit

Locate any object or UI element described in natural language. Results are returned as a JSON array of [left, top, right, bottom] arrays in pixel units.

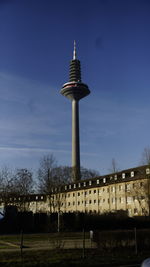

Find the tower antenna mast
[[60, 42, 90, 181]]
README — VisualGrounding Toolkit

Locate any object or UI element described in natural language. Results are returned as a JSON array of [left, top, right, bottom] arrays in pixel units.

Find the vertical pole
[[57, 212, 60, 233], [115, 182, 117, 211], [82, 228, 85, 259], [72, 99, 80, 181], [134, 227, 137, 255], [20, 229, 23, 258]]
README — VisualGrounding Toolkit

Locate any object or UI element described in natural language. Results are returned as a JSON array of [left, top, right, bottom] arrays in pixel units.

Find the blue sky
[[0, 0, 150, 175]]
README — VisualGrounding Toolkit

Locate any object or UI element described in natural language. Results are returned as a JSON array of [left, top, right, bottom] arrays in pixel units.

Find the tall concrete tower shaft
[[60, 42, 90, 182]]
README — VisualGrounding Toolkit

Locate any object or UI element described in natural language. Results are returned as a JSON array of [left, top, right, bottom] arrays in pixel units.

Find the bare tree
[[80, 167, 99, 179], [127, 148, 150, 217], [130, 181, 149, 216], [14, 168, 34, 195], [37, 154, 100, 193], [141, 147, 150, 165], [108, 158, 119, 211], [140, 147, 150, 215], [38, 154, 58, 194], [109, 158, 119, 173], [37, 154, 63, 213], [37, 154, 100, 216], [0, 166, 15, 206], [0, 166, 34, 212]]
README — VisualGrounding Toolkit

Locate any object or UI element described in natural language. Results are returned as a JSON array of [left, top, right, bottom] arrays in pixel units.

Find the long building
[[2, 164, 150, 218]]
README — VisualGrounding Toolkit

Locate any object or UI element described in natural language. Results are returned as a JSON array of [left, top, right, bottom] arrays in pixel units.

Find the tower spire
[[73, 40, 77, 60], [60, 43, 90, 182]]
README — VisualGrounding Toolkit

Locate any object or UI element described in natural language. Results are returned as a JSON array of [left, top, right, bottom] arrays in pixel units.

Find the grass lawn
[[0, 233, 149, 266], [0, 250, 144, 267], [0, 248, 148, 267]]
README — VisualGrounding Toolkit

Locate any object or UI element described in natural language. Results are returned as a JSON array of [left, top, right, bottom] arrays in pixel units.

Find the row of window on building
[[51, 168, 150, 193], [65, 181, 145, 198], [61, 195, 145, 207]]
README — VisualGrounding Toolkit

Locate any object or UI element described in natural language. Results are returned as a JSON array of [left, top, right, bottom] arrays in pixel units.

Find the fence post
[[82, 228, 85, 259], [134, 227, 138, 254], [20, 229, 23, 258]]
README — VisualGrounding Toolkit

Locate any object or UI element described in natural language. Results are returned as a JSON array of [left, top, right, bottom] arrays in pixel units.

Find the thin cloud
[[0, 146, 71, 155]]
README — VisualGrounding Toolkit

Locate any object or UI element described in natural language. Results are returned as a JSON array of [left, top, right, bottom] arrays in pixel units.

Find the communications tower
[[60, 42, 90, 181]]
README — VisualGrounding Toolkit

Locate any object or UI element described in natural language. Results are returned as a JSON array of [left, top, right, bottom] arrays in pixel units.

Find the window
[[89, 190, 91, 194], [131, 171, 134, 177], [67, 193, 70, 198], [134, 208, 138, 214], [94, 200, 96, 204], [122, 173, 125, 179], [78, 201, 80, 205], [114, 175, 117, 180], [68, 202, 70, 206], [74, 184, 76, 189], [36, 196, 38, 200], [89, 181, 92, 186], [97, 179, 99, 185], [84, 191, 87, 196], [126, 184, 132, 192], [103, 199, 105, 203], [94, 189, 97, 194], [107, 188, 109, 193], [78, 192, 80, 196], [83, 182, 86, 187], [120, 197, 124, 204], [111, 186, 115, 193], [69, 185, 71, 189], [146, 168, 150, 174], [142, 208, 146, 214], [127, 197, 132, 204], [128, 209, 132, 216], [112, 197, 115, 204], [41, 196, 43, 200], [140, 182, 144, 187], [65, 185, 67, 190], [78, 183, 81, 188], [103, 178, 106, 183], [73, 201, 75, 205], [89, 200, 92, 204], [73, 193, 75, 197], [119, 185, 123, 191]]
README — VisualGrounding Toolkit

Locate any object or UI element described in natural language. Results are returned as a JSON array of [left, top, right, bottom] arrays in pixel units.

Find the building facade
[[2, 164, 150, 218]]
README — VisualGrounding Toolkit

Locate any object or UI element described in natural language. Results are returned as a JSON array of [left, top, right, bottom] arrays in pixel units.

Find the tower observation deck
[[60, 42, 90, 182]]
